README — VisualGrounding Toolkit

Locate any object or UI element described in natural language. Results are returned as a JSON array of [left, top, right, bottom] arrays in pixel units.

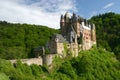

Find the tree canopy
[[0, 47, 120, 80], [0, 21, 59, 59], [89, 12, 120, 60], [0, 12, 120, 79]]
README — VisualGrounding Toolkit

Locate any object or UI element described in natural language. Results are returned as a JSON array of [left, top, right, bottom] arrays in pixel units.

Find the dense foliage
[[0, 12, 120, 60], [89, 12, 120, 60], [0, 47, 120, 80], [0, 21, 59, 59], [0, 12, 120, 79]]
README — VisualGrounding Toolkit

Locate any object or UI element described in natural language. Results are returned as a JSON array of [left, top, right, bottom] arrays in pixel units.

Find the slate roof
[[53, 34, 67, 43], [33, 46, 44, 52]]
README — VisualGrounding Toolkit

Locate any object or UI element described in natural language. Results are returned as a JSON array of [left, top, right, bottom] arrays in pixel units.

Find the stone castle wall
[[82, 29, 93, 50], [10, 12, 96, 66], [10, 54, 57, 66], [60, 12, 96, 55], [43, 54, 56, 66], [10, 57, 43, 65], [56, 43, 64, 55]]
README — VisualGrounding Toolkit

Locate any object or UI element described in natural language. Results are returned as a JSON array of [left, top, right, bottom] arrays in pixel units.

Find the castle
[[48, 12, 96, 57], [10, 12, 96, 66]]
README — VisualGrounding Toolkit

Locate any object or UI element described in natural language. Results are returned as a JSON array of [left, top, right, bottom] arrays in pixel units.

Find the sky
[[0, 0, 120, 29]]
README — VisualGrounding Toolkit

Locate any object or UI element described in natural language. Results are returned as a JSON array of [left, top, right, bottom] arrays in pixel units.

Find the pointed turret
[[64, 12, 69, 23], [65, 12, 69, 18], [60, 14, 65, 27], [91, 23, 95, 30], [72, 12, 77, 23], [60, 14, 66, 36], [73, 12, 76, 17]]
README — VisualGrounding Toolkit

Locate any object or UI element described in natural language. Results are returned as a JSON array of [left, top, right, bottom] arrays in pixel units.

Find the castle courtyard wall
[[10, 57, 43, 65]]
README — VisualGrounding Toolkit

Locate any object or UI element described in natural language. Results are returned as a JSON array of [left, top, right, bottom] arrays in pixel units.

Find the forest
[[0, 21, 59, 59], [90, 12, 120, 61], [0, 47, 120, 80], [0, 12, 120, 80]]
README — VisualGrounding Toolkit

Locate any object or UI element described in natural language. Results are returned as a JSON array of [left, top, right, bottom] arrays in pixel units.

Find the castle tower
[[76, 22, 81, 37], [60, 15, 65, 35], [72, 13, 81, 37], [58, 12, 97, 57], [91, 23, 96, 44], [64, 12, 69, 23], [60, 15, 65, 27], [60, 12, 70, 36], [70, 34, 78, 57]]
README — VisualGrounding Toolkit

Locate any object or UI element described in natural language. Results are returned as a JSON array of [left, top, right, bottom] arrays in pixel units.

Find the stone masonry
[[48, 12, 96, 58], [10, 12, 96, 66]]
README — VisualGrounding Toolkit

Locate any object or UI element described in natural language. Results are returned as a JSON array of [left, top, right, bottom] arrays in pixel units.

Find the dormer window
[[55, 38, 59, 42]]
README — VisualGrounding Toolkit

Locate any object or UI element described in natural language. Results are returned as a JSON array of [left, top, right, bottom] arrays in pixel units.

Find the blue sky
[[76, 0, 120, 18], [0, 0, 120, 28]]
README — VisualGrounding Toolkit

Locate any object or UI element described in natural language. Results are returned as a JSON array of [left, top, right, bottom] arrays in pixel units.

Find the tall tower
[[60, 15, 65, 35], [72, 13, 81, 37], [91, 23, 96, 44], [64, 12, 69, 23], [60, 12, 69, 36]]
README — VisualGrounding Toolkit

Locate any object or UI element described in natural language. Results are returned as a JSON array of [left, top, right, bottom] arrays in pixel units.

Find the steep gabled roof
[[53, 34, 67, 43]]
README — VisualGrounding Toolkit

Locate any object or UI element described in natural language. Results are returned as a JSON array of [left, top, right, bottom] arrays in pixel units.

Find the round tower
[[64, 12, 69, 23], [91, 23, 96, 44], [60, 15, 65, 27], [60, 15, 65, 35]]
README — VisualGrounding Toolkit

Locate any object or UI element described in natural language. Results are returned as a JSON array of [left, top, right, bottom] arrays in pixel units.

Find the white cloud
[[103, 2, 114, 9], [0, 0, 77, 29], [88, 11, 98, 19]]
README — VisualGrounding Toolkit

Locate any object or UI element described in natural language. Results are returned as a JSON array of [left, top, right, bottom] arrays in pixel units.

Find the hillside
[[0, 12, 120, 60], [89, 12, 120, 60], [0, 47, 120, 80], [0, 21, 59, 59], [0, 12, 120, 79]]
